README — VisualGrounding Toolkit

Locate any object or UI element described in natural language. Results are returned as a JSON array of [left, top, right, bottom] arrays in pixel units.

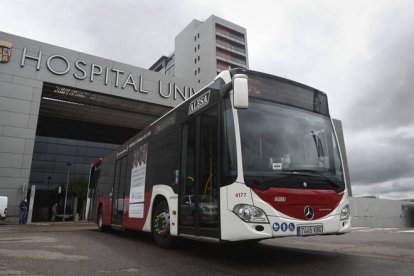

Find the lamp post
[[63, 163, 71, 222]]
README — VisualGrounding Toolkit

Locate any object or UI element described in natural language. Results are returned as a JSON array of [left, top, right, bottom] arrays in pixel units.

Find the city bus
[[88, 69, 351, 247]]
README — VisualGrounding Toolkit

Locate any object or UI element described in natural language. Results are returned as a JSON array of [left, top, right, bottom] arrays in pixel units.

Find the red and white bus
[[88, 69, 351, 247]]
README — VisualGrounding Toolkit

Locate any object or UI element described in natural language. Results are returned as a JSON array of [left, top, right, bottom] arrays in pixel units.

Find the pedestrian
[[51, 202, 57, 221], [19, 197, 29, 224]]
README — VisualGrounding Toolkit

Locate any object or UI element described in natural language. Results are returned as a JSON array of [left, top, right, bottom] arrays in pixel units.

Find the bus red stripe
[[252, 188, 343, 220]]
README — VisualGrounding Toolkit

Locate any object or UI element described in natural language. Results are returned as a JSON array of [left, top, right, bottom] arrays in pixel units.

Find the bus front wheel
[[152, 200, 175, 248]]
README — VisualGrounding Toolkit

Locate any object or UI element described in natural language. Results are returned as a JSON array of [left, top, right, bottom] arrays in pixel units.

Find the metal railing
[[216, 41, 246, 55], [215, 30, 245, 43], [216, 54, 247, 66]]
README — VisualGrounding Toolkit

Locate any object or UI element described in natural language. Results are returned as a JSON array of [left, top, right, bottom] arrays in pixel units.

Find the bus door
[[179, 106, 220, 238], [111, 155, 128, 226]]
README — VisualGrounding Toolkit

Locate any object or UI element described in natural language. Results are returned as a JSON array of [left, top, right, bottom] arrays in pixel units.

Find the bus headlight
[[340, 205, 350, 220], [233, 204, 268, 223]]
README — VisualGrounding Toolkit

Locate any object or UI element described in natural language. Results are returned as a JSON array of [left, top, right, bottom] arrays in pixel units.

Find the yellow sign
[[0, 40, 12, 63]]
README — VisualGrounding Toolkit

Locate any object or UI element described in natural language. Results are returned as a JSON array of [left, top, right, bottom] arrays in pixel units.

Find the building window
[[194, 47, 196, 52], [198, 56, 200, 61], [198, 80, 200, 83], [198, 67, 200, 73], [194, 58, 197, 64], [198, 33, 200, 38], [194, 36, 196, 41], [195, 70, 197, 76], [198, 44, 200, 50]]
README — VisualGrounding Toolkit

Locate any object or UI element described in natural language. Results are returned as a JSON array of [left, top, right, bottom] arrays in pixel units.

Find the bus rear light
[[233, 204, 268, 223], [340, 205, 350, 220]]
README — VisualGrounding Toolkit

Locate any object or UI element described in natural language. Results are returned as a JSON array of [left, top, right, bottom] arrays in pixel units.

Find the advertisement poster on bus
[[129, 143, 147, 218]]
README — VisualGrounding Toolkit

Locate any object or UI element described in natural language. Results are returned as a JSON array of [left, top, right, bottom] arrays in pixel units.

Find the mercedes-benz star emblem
[[304, 205, 314, 220]]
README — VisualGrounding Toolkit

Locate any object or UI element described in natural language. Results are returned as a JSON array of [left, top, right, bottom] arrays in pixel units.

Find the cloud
[[331, 1, 414, 199], [346, 128, 414, 184], [343, 13, 414, 131], [352, 177, 414, 200]]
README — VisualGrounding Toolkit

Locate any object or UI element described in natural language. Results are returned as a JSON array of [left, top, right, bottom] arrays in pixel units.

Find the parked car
[[0, 196, 8, 221], [180, 195, 218, 226]]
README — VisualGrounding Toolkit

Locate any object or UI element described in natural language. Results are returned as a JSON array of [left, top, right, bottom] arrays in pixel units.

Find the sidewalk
[[1, 218, 95, 227]]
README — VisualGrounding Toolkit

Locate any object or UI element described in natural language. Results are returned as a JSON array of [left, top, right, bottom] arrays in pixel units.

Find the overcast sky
[[2, 0, 413, 199]]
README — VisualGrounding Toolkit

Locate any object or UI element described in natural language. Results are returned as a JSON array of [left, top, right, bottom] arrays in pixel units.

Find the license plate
[[297, 225, 323, 236]]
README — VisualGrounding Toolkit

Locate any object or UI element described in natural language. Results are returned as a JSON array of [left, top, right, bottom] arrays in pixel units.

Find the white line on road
[[397, 230, 414, 233], [352, 227, 401, 232]]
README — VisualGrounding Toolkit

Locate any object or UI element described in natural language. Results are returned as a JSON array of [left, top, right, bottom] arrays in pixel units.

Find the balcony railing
[[216, 41, 246, 55], [217, 62, 230, 70], [216, 49, 246, 65], [216, 55, 247, 67], [215, 29, 245, 43]]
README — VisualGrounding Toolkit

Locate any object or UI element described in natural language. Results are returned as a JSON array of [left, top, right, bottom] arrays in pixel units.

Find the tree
[[70, 176, 88, 200]]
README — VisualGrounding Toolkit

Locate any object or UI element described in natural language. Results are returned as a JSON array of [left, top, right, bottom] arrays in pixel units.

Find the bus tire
[[97, 207, 106, 232], [152, 200, 175, 248]]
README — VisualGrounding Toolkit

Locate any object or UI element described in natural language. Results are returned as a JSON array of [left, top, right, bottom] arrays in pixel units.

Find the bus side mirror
[[232, 74, 249, 109]]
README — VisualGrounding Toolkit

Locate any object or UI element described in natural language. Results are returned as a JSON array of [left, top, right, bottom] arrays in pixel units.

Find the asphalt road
[[0, 223, 413, 275]]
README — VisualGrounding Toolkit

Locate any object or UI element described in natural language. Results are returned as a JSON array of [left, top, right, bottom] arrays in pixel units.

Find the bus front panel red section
[[253, 188, 343, 220]]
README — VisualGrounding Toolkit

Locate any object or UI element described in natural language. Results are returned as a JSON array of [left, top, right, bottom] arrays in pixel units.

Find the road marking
[[351, 227, 369, 230], [0, 236, 56, 243], [352, 227, 401, 232], [0, 249, 89, 261], [397, 230, 414, 233]]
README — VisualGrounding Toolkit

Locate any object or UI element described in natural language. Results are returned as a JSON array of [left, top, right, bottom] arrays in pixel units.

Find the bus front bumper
[[220, 209, 351, 242]]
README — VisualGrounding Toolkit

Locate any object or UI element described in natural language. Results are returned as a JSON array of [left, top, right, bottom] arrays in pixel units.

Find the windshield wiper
[[282, 169, 341, 189]]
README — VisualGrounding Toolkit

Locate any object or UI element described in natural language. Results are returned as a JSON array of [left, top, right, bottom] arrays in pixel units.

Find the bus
[[88, 69, 351, 247]]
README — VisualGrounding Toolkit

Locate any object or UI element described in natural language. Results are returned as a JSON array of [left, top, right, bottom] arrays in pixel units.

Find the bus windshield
[[238, 99, 344, 191]]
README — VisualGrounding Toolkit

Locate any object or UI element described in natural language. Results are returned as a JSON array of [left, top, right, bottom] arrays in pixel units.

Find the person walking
[[19, 197, 29, 225], [51, 202, 57, 221]]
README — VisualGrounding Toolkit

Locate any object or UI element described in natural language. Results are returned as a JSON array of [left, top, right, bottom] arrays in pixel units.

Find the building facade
[[0, 31, 194, 221]]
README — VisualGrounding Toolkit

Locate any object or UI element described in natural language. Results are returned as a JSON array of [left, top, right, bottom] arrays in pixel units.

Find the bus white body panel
[[221, 208, 273, 241], [143, 185, 178, 236], [221, 183, 274, 241], [225, 182, 254, 210]]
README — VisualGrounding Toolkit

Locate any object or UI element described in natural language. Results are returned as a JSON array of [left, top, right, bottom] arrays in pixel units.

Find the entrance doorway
[[179, 106, 220, 238]]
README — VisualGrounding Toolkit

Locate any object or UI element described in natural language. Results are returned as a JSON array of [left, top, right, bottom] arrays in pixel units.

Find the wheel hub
[[154, 211, 169, 236]]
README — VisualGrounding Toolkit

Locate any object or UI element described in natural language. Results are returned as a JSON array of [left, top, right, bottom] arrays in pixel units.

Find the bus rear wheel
[[97, 207, 107, 232], [152, 200, 175, 248]]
